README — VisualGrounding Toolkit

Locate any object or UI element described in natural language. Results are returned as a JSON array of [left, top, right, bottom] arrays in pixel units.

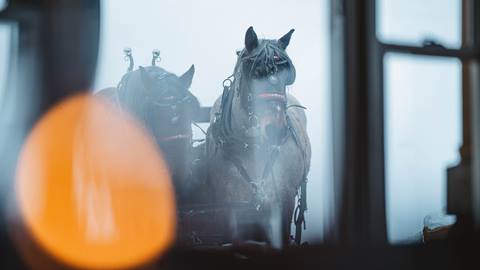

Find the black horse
[[96, 54, 202, 205]]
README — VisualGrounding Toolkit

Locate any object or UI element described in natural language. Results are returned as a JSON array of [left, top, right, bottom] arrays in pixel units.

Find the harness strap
[[224, 147, 280, 211], [286, 115, 301, 149], [287, 114, 309, 245], [294, 178, 308, 245], [224, 154, 263, 211], [225, 154, 255, 185]]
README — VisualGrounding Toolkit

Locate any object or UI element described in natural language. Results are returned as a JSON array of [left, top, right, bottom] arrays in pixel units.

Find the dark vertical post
[[330, 0, 387, 244], [446, 0, 479, 235], [0, 1, 100, 266], [328, 0, 346, 243], [469, 0, 480, 229]]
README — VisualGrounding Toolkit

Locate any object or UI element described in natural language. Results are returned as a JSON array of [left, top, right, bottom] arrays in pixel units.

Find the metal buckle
[[248, 113, 258, 127]]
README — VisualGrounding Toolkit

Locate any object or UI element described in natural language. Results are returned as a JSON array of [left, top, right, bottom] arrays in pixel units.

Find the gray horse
[[205, 27, 311, 246], [96, 60, 202, 205]]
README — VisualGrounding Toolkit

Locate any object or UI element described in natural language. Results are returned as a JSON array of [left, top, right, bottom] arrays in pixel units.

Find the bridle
[[118, 69, 196, 143]]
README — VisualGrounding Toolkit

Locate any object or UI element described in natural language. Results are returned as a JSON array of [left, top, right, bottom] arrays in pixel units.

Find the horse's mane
[[234, 39, 296, 90], [119, 66, 179, 97], [116, 66, 198, 126]]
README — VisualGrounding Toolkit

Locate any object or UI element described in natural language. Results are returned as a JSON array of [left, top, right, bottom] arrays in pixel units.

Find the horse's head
[[236, 27, 296, 145], [118, 65, 200, 149]]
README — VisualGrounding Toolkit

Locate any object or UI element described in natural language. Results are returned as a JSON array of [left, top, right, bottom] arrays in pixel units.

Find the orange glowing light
[[15, 94, 176, 269]]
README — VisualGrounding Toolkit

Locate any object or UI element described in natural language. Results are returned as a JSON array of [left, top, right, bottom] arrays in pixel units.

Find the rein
[[160, 133, 192, 142]]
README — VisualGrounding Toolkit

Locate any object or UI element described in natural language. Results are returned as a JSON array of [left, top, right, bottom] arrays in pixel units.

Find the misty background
[[93, 0, 333, 242]]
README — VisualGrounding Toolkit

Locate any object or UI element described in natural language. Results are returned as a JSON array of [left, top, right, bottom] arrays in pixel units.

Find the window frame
[[330, 0, 480, 245]]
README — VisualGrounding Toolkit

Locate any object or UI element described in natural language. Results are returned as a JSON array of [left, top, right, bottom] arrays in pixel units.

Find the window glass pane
[[0, 22, 18, 202], [95, 0, 332, 244], [384, 54, 462, 243], [377, 0, 461, 48], [0, 0, 7, 12], [0, 23, 12, 104]]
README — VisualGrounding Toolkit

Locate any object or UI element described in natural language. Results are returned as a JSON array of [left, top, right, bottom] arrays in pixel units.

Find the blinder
[[134, 69, 198, 143], [285, 64, 296, 85], [271, 52, 296, 86]]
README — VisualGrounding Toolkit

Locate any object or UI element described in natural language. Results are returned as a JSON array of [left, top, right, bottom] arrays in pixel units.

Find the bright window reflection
[[384, 54, 462, 243], [377, 0, 461, 48]]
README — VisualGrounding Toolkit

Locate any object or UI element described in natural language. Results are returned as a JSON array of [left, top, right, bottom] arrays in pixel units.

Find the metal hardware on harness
[[123, 47, 134, 72], [211, 74, 236, 150], [294, 178, 307, 245], [152, 49, 161, 66], [248, 112, 259, 127], [223, 76, 233, 88]]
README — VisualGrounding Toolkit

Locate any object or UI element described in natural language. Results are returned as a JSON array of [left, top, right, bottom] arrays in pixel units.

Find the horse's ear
[[278, 29, 295, 50], [245, 26, 258, 52], [139, 66, 154, 91], [179, 64, 195, 89]]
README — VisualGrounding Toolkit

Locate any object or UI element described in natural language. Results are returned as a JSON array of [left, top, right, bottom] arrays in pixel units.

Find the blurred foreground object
[[15, 94, 176, 269]]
